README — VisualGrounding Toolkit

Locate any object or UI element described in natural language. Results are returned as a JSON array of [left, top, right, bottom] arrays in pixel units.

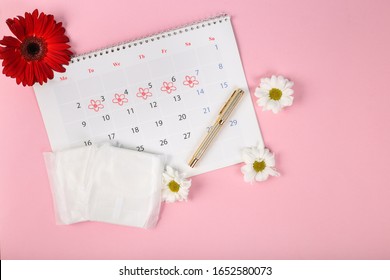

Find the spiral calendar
[[34, 14, 263, 176]]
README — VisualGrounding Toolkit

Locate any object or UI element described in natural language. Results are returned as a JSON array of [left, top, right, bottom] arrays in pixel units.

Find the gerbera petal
[[44, 54, 66, 72], [31, 9, 39, 20], [47, 43, 71, 52], [24, 11, 34, 36], [0, 47, 20, 59], [46, 48, 71, 62], [40, 61, 54, 80], [2, 52, 19, 70], [0, 36, 21, 48], [34, 61, 47, 85], [6, 18, 26, 41], [10, 57, 27, 79], [46, 33, 70, 44], [16, 71, 24, 85], [34, 11, 46, 36], [45, 23, 65, 39], [7, 57, 26, 79], [40, 14, 55, 38], [25, 62, 35, 86], [3, 56, 27, 79], [37, 61, 50, 84]]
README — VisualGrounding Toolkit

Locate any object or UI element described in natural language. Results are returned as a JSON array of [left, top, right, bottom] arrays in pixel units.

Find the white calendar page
[[34, 15, 263, 177]]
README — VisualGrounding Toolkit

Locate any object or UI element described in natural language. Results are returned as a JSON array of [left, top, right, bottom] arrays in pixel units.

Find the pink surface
[[1, 0, 390, 260]]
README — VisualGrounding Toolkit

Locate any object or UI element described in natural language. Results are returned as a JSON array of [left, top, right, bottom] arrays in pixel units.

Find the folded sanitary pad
[[44, 144, 163, 228]]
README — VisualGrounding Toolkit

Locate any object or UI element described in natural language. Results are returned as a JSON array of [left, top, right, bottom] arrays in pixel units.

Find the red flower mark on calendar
[[136, 88, 152, 100], [112, 93, 128, 106], [183, 76, 199, 88], [160, 81, 177, 94], [88, 99, 104, 112]]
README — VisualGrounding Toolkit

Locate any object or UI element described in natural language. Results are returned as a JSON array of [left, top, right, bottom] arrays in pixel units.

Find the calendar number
[[102, 114, 110, 121], [183, 132, 191, 139], [84, 140, 92, 146], [81, 121, 87, 127], [230, 120, 238, 126], [220, 82, 228, 88], [131, 127, 140, 133], [101, 96, 105, 102], [155, 120, 163, 127], [195, 69, 199, 75], [160, 139, 168, 146], [127, 108, 134, 114], [171, 76, 176, 82], [149, 101, 157, 108], [108, 132, 115, 140], [218, 63, 223, 69], [148, 82, 153, 88], [124, 89, 129, 95], [203, 107, 210, 114], [173, 95, 181, 102], [77, 102, 81, 109], [136, 145, 144, 152], [178, 113, 187, 121], [197, 89, 205, 95]]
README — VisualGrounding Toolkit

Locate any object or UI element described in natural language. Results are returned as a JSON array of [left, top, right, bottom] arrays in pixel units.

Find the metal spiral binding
[[70, 13, 229, 63]]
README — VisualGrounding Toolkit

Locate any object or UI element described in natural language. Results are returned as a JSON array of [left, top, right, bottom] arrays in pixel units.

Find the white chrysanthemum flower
[[162, 166, 191, 202], [241, 144, 280, 183], [255, 75, 294, 113]]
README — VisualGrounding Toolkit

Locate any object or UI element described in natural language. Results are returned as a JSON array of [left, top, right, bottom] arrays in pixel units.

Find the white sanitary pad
[[44, 144, 163, 228]]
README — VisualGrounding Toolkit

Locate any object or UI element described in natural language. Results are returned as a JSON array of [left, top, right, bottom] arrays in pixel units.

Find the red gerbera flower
[[0, 9, 72, 86]]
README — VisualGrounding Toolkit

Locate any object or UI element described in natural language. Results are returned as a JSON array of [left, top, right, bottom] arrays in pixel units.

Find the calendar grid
[[75, 80, 93, 145], [34, 14, 263, 176]]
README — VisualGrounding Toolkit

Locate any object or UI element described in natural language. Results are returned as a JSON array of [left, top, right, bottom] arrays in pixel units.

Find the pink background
[[1, 0, 390, 259]]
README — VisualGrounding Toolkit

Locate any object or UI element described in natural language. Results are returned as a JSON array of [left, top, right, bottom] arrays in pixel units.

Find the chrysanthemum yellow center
[[168, 180, 180, 192], [269, 88, 282, 101], [253, 160, 266, 173]]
